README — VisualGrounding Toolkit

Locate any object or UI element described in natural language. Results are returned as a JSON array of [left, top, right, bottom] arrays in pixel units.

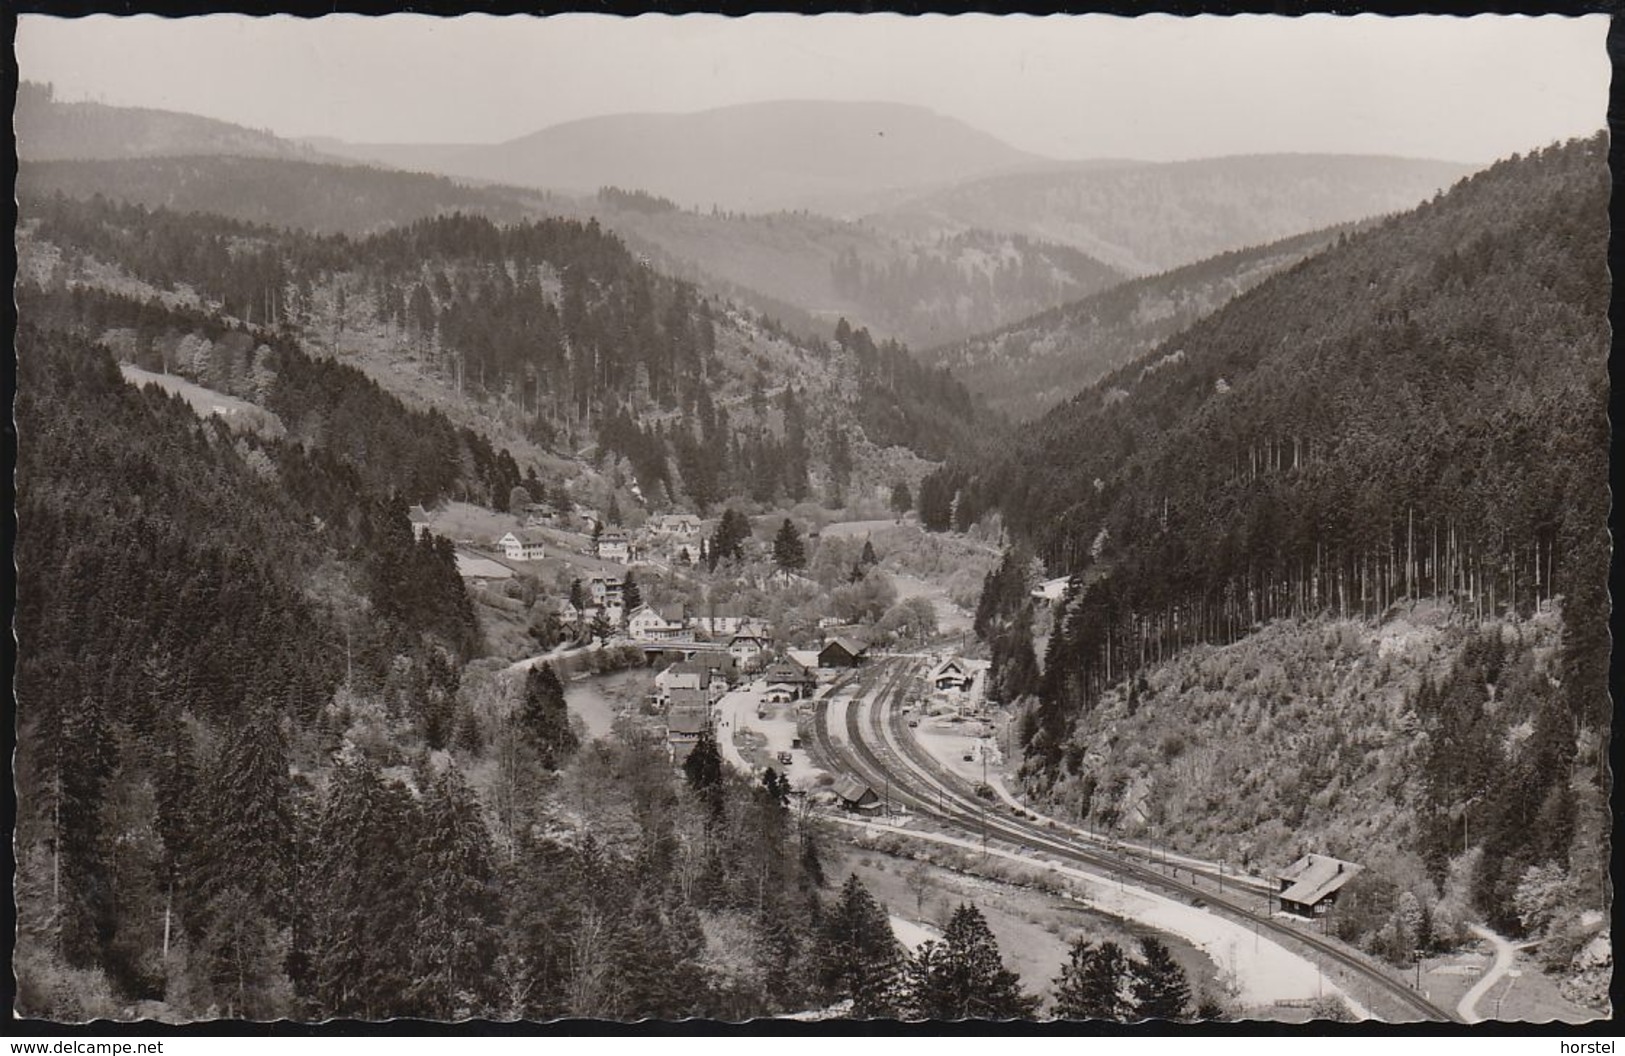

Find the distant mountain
[[922, 223, 1362, 419], [314, 100, 1049, 213], [15, 81, 328, 163], [868, 154, 1481, 275]]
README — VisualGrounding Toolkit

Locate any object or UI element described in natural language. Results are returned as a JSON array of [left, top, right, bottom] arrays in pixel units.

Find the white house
[[408, 504, 434, 540], [1031, 576, 1071, 604], [628, 603, 687, 641], [728, 630, 772, 672], [655, 660, 728, 706], [597, 530, 632, 564], [929, 656, 976, 693], [649, 513, 703, 538], [692, 603, 750, 637], [498, 530, 547, 561]]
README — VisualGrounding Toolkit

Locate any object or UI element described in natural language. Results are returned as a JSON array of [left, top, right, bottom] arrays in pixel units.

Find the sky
[[14, 12, 1610, 164]]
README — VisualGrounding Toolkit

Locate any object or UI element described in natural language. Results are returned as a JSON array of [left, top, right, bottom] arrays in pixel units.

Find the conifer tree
[[621, 571, 643, 614], [1052, 938, 1131, 1021], [773, 519, 807, 572], [519, 663, 577, 768], [1129, 936, 1191, 1021], [819, 874, 904, 1017], [901, 903, 1035, 1020], [682, 726, 724, 796], [411, 768, 502, 1018]]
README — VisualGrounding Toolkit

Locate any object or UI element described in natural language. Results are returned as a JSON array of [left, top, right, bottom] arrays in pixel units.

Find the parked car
[[777, 751, 793, 765]]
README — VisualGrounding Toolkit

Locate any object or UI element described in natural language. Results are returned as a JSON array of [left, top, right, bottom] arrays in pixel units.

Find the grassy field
[[119, 365, 284, 437]]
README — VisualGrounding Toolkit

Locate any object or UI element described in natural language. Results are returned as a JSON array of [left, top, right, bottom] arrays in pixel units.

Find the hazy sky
[[16, 13, 1609, 163]]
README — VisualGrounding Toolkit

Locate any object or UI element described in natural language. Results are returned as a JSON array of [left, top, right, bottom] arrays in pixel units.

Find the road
[[1457, 924, 1519, 1024], [809, 657, 1457, 1023]]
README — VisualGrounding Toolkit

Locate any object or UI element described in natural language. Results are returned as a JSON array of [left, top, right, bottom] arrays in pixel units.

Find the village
[[397, 489, 1559, 1024]]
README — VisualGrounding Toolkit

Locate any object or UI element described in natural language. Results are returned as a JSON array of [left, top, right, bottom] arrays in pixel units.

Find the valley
[[9, 15, 1611, 1029]]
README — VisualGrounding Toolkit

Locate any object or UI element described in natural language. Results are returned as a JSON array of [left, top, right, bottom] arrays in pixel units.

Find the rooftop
[[1277, 853, 1362, 907]]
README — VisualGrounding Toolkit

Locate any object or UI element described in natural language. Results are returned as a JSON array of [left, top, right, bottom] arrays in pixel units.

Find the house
[[666, 704, 711, 764], [498, 530, 547, 561], [596, 530, 632, 564], [589, 576, 624, 606], [1275, 854, 1363, 919], [655, 660, 729, 706], [729, 630, 772, 672], [762, 684, 798, 704], [1031, 576, 1071, 604], [523, 502, 555, 527], [929, 657, 975, 693], [649, 513, 703, 538], [407, 504, 433, 540], [831, 776, 881, 813], [786, 648, 822, 672], [761, 661, 816, 699], [628, 603, 688, 641], [819, 637, 869, 669], [692, 603, 749, 637]]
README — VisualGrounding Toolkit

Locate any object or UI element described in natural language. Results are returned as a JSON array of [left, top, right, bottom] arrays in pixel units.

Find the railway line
[[810, 657, 1456, 1024]]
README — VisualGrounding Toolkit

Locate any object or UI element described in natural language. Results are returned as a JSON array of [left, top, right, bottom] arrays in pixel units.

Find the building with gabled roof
[[819, 637, 869, 669], [831, 777, 881, 813], [408, 504, 434, 540], [929, 656, 975, 693], [628, 603, 687, 641], [666, 703, 711, 764], [761, 660, 815, 698], [498, 529, 547, 561], [728, 629, 772, 672], [1275, 853, 1362, 918]]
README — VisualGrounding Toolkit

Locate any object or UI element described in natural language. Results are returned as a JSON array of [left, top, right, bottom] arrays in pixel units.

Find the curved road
[[1458, 924, 1517, 1024], [812, 657, 1457, 1024]]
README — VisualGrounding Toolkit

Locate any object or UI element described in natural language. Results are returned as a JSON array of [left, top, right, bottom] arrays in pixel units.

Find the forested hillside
[[590, 193, 1124, 349], [18, 191, 980, 509], [18, 155, 1124, 350], [14, 254, 842, 1026], [17, 156, 557, 236], [15, 81, 326, 163], [922, 223, 1358, 419], [952, 136, 1608, 977]]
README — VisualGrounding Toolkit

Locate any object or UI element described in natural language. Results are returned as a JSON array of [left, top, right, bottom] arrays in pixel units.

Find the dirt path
[[1458, 924, 1517, 1024]]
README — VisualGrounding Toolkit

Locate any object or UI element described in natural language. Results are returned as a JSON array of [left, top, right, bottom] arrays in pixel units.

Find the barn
[[819, 637, 869, 669]]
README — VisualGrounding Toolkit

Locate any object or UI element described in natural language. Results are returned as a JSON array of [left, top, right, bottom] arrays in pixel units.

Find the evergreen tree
[[890, 482, 913, 517], [568, 578, 586, 614], [589, 611, 612, 645], [710, 508, 749, 566], [411, 768, 502, 1018], [621, 571, 643, 615], [901, 904, 1036, 1020], [1129, 936, 1191, 1021], [1052, 938, 1131, 1021], [682, 726, 724, 796], [860, 539, 879, 568], [819, 874, 904, 1017], [772, 519, 807, 573], [519, 663, 577, 768]]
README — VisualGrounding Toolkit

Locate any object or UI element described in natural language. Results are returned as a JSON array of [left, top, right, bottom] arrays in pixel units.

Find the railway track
[[814, 657, 1455, 1024]]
